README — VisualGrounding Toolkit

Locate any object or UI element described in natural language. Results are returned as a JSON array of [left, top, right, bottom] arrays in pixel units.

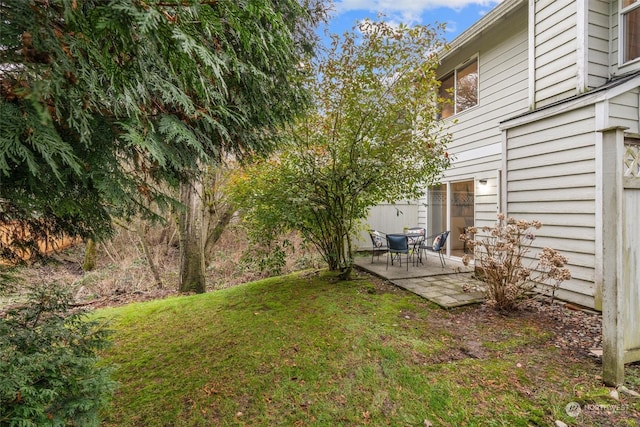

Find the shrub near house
[[462, 214, 571, 311]]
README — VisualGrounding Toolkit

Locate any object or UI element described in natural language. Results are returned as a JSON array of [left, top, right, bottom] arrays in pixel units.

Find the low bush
[[0, 283, 116, 426], [461, 213, 571, 311]]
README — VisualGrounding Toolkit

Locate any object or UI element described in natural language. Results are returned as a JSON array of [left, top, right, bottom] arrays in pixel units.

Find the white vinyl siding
[[474, 177, 500, 220], [505, 107, 598, 308], [443, 30, 528, 155], [407, 0, 640, 311], [436, 4, 529, 227], [588, 0, 612, 87], [612, 0, 621, 70], [609, 88, 640, 132], [533, 0, 579, 107]]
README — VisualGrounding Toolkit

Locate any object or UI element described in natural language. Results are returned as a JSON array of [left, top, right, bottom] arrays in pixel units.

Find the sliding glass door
[[450, 181, 474, 257], [427, 180, 475, 258], [427, 184, 447, 239]]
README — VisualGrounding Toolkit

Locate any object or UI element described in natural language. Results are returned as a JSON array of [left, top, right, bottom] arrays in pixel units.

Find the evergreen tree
[[0, 0, 325, 263]]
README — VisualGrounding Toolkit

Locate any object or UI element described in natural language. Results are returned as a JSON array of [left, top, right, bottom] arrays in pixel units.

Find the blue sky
[[324, 0, 504, 43]]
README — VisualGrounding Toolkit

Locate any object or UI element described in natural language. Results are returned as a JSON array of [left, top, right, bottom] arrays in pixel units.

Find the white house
[[392, 0, 638, 312], [360, 1, 640, 375], [390, 0, 640, 382]]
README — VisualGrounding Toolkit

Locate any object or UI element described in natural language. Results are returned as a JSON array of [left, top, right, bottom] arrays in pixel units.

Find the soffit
[[441, 0, 528, 62]]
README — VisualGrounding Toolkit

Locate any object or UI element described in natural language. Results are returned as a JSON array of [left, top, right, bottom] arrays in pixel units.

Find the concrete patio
[[354, 252, 486, 308]]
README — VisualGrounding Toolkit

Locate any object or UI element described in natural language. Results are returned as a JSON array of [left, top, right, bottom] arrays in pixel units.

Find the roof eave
[[441, 0, 528, 61]]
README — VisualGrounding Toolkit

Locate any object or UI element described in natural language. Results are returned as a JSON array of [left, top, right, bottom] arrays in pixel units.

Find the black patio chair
[[368, 229, 388, 263], [419, 230, 450, 269], [386, 234, 410, 271]]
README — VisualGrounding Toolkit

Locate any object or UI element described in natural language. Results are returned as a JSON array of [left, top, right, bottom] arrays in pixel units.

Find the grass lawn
[[98, 270, 640, 426]]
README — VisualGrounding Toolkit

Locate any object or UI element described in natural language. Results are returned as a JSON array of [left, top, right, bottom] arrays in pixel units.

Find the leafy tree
[[0, 0, 325, 282], [232, 20, 452, 279]]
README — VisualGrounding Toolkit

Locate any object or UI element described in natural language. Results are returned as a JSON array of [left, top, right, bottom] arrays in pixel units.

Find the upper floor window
[[622, 0, 640, 63], [439, 57, 478, 119]]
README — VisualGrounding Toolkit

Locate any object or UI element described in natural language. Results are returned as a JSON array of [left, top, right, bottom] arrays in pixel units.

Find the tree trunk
[[202, 166, 234, 264], [82, 239, 96, 271], [338, 231, 354, 280], [177, 181, 206, 293], [176, 164, 236, 293], [137, 224, 163, 288], [204, 207, 233, 263]]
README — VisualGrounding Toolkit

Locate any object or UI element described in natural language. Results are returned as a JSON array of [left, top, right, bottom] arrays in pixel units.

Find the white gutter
[[500, 74, 640, 130], [441, 0, 528, 60]]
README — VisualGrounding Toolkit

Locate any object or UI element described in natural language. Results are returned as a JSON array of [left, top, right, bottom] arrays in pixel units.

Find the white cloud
[[336, 0, 501, 14], [332, 0, 503, 38], [444, 20, 457, 33]]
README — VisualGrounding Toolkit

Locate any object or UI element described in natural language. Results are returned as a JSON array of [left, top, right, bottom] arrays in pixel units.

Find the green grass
[[98, 270, 640, 426]]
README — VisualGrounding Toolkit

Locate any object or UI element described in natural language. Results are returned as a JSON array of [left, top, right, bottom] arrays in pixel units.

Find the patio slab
[[354, 254, 485, 308]]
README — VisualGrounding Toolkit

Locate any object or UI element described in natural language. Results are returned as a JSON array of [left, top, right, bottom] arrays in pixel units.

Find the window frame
[[438, 55, 479, 119], [620, 0, 640, 66]]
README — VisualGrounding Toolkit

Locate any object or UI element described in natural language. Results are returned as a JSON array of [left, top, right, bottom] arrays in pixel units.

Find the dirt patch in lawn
[[369, 276, 640, 426]]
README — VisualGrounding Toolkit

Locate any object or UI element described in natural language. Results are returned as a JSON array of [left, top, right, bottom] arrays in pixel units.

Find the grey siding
[[611, 0, 620, 71], [609, 88, 640, 133], [505, 106, 598, 308], [534, 0, 579, 107], [407, 0, 640, 311], [587, 0, 611, 87], [436, 4, 529, 227]]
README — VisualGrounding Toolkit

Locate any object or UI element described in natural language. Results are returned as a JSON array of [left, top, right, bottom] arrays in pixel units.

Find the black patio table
[[393, 228, 425, 265], [399, 229, 425, 266]]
